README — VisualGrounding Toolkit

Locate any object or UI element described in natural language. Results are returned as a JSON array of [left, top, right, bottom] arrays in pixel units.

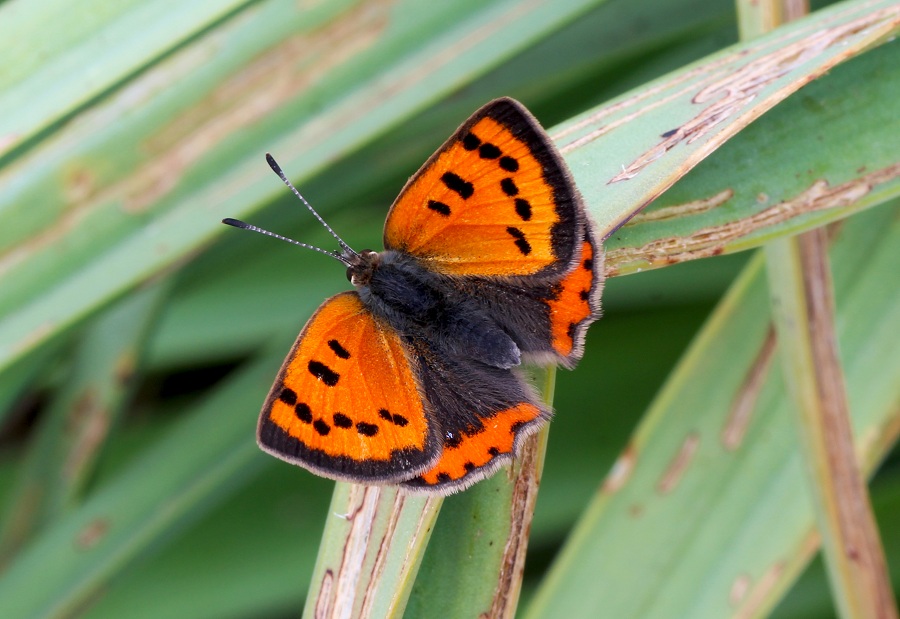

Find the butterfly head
[[345, 249, 381, 287]]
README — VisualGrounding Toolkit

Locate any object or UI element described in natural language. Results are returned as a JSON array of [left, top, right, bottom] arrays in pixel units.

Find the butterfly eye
[[345, 266, 354, 282]]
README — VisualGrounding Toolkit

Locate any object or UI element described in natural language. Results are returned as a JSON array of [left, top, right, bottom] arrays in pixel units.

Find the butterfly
[[223, 98, 603, 495]]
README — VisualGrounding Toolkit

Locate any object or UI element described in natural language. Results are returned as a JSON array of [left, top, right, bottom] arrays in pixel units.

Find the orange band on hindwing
[[404, 403, 544, 491], [549, 240, 601, 360]]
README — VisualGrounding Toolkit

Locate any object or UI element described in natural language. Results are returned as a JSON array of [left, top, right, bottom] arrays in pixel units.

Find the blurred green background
[[0, 0, 897, 617]]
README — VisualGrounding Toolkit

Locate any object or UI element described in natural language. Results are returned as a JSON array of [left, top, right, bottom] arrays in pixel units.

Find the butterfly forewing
[[383, 98, 584, 278], [257, 292, 442, 483]]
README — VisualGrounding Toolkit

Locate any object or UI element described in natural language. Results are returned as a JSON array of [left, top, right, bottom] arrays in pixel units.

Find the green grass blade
[[766, 230, 897, 617], [551, 0, 900, 235], [750, 2, 896, 614], [524, 201, 900, 618], [0, 0, 604, 375], [0, 0, 254, 159], [0, 281, 168, 562], [0, 334, 292, 617], [302, 485, 441, 618], [607, 32, 900, 275]]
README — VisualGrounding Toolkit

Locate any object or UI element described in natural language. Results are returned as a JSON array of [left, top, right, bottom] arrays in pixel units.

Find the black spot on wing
[[278, 388, 297, 405], [479, 143, 501, 159], [294, 403, 312, 423], [580, 289, 590, 301], [462, 132, 481, 150], [506, 227, 532, 256], [356, 422, 379, 437], [308, 361, 339, 386], [583, 258, 593, 271], [500, 178, 518, 196], [327, 339, 351, 359], [333, 413, 352, 428], [488, 446, 500, 456], [427, 200, 451, 216], [442, 172, 474, 199], [499, 156, 518, 172], [313, 419, 331, 436], [436, 472, 452, 483], [514, 198, 532, 221], [378, 409, 409, 427]]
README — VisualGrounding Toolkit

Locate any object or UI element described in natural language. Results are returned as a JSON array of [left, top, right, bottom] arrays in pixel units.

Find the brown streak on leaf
[[314, 484, 379, 618], [606, 163, 900, 275], [316, 569, 335, 619], [64, 390, 110, 482], [627, 189, 734, 225], [609, 6, 900, 183], [557, 73, 729, 157], [729, 573, 752, 606], [554, 55, 739, 149], [796, 228, 897, 615], [722, 327, 777, 450], [657, 432, 700, 494], [126, 4, 390, 213], [602, 442, 637, 494], [358, 493, 406, 617], [114, 350, 138, 386], [556, 0, 882, 151], [486, 431, 543, 619], [75, 518, 110, 549], [733, 561, 786, 619], [65, 166, 96, 205]]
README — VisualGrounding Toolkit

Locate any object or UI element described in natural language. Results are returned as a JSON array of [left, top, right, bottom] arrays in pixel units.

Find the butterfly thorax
[[352, 251, 522, 370], [351, 251, 442, 325]]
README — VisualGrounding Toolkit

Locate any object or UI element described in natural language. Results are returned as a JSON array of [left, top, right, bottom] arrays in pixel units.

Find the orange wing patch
[[403, 403, 543, 492], [384, 100, 580, 277], [549, 240, 601, 364], [258, 292, 440, 482]]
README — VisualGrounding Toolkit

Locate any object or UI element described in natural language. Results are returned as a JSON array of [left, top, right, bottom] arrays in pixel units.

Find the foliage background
[[0, 0, 897, 617]]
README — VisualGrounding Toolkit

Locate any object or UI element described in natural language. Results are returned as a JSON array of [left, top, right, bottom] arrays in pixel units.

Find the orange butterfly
[[224, 98, 603, 494]]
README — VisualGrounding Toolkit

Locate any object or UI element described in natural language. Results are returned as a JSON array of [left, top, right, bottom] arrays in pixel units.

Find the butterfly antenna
[[265, 153, 360, 260], [221, 218, 353, 267]]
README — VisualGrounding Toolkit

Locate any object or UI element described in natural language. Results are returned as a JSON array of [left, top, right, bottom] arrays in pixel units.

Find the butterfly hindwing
[[257, 292, 443, 483], [399, 336, 550, 494], [444, 233, 603, 369], [383, 98, 585, 278], [545, 238, 603, 364]]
